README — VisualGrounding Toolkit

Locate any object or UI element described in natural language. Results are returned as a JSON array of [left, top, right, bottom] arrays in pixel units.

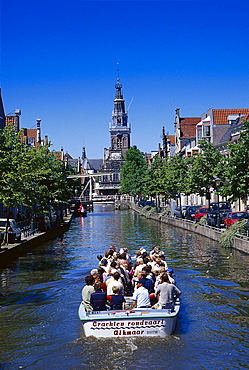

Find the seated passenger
[[167, 268, 175, 284], [106, 271, 124, 295], [82, 275, 95, 312], [90, 282, 108, 311], [132, 280, 151, 308], [110, 287, 126, 310], [134, 271, 154, 294], [152, 274, 181, 310]]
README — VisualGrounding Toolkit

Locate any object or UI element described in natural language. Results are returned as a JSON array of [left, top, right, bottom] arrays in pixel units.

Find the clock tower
[[97, 75, 131, 195]]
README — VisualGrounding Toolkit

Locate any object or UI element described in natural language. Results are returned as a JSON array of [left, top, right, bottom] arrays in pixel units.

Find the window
[[197, 128, 202, 140], [28, 137, 35, 146], [203, 125, 210, 137]]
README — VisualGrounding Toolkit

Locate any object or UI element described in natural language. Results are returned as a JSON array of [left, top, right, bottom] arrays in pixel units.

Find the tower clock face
[[111, 152, 121, 160]]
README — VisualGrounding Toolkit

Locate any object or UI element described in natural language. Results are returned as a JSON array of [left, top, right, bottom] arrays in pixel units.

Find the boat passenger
[[167, 268, 175, 284], [152, 274, 181, 310], [154, 266, 166, 291], [158, 254, 168, 270], [119, 247, 131, 263], [90, 269, 98, 279], [95, 273, 107, 293], [132, 280, 151, 308], [149, 245, 161, 259], [106, 271, 124, 295], [133, 258, 146, 277], [110, 287, 126, 310], [82, 275, 95, 312], [90, 282, 108, 311], [142, 265, 156, 285]]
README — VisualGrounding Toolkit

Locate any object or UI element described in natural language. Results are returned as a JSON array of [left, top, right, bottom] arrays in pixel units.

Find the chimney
[[61, 147, 64, 161], [36, 119, 41, 145], [14, 109, 21, 131]]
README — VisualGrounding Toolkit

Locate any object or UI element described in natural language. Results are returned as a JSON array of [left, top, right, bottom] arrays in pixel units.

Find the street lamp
[[214, 177, 222, 228], [177, 183, 182, 217]]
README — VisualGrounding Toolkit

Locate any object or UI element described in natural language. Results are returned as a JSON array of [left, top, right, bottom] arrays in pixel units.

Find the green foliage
[[222, 121, 249, 202], [220, 219, 248, 248], [0, 126, 73, 215], [163, 155, 188, 197], [185, 140, 223, 199], [120, 146, 148, 197], [199, 214, 207, 225], [140, 205, 156, 218], [144, 155, 164, 198]]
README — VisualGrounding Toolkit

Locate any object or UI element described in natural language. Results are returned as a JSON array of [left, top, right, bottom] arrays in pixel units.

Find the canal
[[1, 205, 249, 370]]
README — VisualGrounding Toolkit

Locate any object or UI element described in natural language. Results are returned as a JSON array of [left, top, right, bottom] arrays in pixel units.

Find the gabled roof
[[88, 159, 103, 172], [180, 117, 200, 137], [213, 109, 249, 125]]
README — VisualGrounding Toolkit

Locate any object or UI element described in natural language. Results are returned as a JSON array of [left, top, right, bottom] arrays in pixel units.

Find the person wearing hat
[[132, 279, 151, 308], [167, 268, 175, 284]]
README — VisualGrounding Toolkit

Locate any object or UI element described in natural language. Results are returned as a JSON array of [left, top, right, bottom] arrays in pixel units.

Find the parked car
[[0, 218, 22, 243], [185, 205, 202, 220], [138, 200, 155, 207], [223, 211, 249, 228], [206, 210, 220, 227], [174, 205, 189, 218], [145, 201, 156, 207], [194, 207, 210, 221], [210, 201, 231, 214]]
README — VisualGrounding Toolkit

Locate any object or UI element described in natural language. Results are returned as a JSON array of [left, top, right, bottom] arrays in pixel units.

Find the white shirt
[[132, 286, 151, 308], [106, 280, 124, 295]]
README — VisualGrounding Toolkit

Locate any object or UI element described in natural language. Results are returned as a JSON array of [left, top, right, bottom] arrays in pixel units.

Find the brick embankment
[[0, 215, 72, 269], [127, 202, 249, 254]]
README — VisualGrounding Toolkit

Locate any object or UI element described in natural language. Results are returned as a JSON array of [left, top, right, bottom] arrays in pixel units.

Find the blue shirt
[[111, 295, 126, 310]]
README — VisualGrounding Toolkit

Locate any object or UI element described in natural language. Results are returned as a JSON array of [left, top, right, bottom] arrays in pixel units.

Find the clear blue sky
[[1, 0, 249, 159]]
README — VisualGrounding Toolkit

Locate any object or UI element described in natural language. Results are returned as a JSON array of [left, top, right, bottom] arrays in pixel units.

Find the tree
[[0, 126, 73, 242], [144, 155, 164, 198], [120, 146, 148, 198], [223, 121, 249, 205], [162, 155, 188, 200], [185, 140, 223, 204]]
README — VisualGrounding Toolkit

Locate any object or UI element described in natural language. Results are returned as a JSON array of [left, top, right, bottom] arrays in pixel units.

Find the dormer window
[[228, 114, 243, 125]]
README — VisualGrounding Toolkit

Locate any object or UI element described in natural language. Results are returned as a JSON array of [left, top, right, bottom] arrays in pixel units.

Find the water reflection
[[1, 205, 249, 369]]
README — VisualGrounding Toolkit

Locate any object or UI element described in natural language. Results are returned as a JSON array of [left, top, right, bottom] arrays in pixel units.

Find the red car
[[223, 211, 249, 228], [194, 207, 209, 220]]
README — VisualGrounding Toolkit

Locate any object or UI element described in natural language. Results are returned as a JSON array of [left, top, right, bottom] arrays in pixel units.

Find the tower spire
[[116, 62, 120, 82]]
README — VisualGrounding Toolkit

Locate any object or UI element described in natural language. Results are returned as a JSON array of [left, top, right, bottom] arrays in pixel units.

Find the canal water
[[1, 205, 249, 370]]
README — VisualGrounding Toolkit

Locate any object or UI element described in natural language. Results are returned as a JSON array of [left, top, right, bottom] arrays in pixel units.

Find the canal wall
[[0, 215, 72, 269], [127, 203, 249, 254]]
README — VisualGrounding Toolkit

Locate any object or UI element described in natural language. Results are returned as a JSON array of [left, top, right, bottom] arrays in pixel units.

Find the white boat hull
[[78, 299, 180, 338]]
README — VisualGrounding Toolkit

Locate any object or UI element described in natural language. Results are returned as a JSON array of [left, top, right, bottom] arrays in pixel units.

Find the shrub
[[220, 219, 248, 248]]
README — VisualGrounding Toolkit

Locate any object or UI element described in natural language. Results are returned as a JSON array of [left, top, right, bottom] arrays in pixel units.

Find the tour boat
[[78, 298, 180, 338]]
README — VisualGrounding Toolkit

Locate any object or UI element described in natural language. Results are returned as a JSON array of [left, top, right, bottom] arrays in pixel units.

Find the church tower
[[97, 74, 131, 195], [109, 76, 130, 158]]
